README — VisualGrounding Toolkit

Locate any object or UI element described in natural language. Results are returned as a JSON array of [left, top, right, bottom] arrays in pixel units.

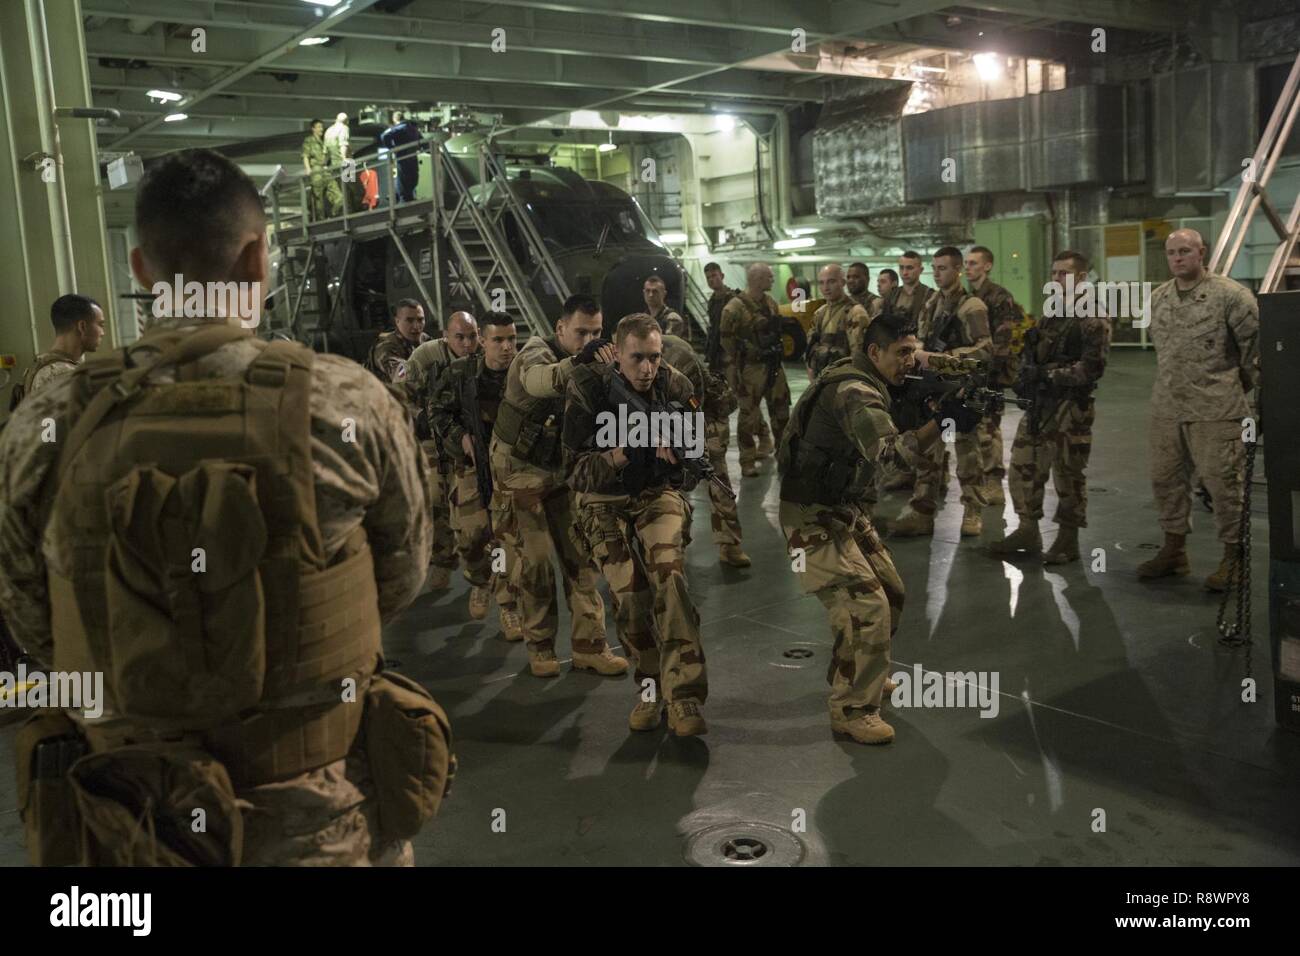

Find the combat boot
[[527, 647, 561, 678], [890, 508, 934, 537], [1043, 525, 1080, 565], [757, 434, 775, 459], [987, 522, 1042, 556], [667, 699, 707, 737], [1204, 544, 1239, 593], [468, 586, 490, 620], [572, 647, 629, 676], [499, 605, 524, 642], [741, 461, 760, 478], [428, 565, 452, 590], [881, 471, 914, 492], [830, 708, 895, 745], [1136, 533, 1190, 580], [883, 677, 899, 695], [719, 544, 751, 567], [960, 504, 983, 537], [983, 475, 1005, 506], [628, 697, 666, 732]]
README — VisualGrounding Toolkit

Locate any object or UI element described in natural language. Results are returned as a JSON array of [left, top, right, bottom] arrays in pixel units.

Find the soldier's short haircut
[[394, 298, 423, 314], [136, 149, 265, 283], [482, 311, 515, 329], [704, 261, 723, 274], [933, 246, 963, 266], [614, 312, 662, 346], [863, 311, 918, 352], [561, 293, 601, 318], [50, 294, 99, 334], [1052, 249, 1089, 273], [970, 245, 994, 264], [310, 118, 324, 129], [847, 261, 870, 274], [880, 268, 899, 282], [900, 250, 923, 262], [643, 274, 666, 287]]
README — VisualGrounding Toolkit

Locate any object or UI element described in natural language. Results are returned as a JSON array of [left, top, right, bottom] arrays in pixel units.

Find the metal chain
[[1217, 440, 1256, 680]]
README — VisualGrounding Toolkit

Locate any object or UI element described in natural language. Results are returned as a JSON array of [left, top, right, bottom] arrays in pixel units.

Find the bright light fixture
[[659, 231, 688, 244], [973, 52, 1002, 81], [146, 89, 182, 103], [715, 113, 735, 131], [299, 36, 331, 46], [774, 237, 816, 250], [163, 112, 188, 122], [598, 132, 616, 152], [300, 0, 342, 6], [787, 227, 820, 236]]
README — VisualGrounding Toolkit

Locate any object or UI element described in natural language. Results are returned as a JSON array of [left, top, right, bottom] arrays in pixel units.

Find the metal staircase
[[1210, 49, 1300, 291], [681, 269, 712, 344]]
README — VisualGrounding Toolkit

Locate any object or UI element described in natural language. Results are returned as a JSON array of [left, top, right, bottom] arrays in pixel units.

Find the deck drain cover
[[783, 647, 814, 659], [684, 822, 806, 867]]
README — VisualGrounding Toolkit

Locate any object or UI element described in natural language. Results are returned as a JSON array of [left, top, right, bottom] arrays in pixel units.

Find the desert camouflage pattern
[[24, 350, 80, 398], [0, 315, 431, 865], [917, 286, 991, 363], [1148, 274, 1258, 423], [887, 281, 932, 324], [720, 291, 789, 466], [369, 330, 429, 384], [969, 277, 1022, 479], [650, 306, 685, 337], [448, 465, 514, 606], [806, 297, 856, 375], [407, 337, 464, 571], [848, 289, 881, 313], [1149, 418, 1246, 544]]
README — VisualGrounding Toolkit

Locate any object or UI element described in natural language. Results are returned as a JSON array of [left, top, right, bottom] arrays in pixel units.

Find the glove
[[575, 337, 612, 365], [935, 396, 981, 434]]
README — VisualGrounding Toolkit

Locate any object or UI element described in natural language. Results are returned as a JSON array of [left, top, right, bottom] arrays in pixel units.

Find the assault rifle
[[607, 371, 737, 501], [902, 354, 1030, 420], [1011, 328, 1057, 437], [461, 372, 494, 508]]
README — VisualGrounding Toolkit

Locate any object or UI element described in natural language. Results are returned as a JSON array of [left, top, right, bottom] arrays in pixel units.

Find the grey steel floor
[[2, 351, 1296, 866]]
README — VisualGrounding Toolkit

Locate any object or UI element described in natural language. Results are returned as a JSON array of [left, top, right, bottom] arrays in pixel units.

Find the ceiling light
[[299, 36, 332, 46], [973, 52, 1002, 81], [146, 89, 182, 103], [598, 132, 616, 152], [774, 237, 816, 250], [659, 231, 688, 244], [715, 113, 735, 131], [787, 227, 820, 236], [300, 0, 342, 6], [163, 112, 188, 122]]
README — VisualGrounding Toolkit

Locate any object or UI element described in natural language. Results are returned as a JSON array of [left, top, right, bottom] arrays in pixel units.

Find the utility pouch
[[16, 712, 87, 866], [68, 743, 244, 866], [513, 419, 541, 461], [103, 461, 269, 722], [362, 671, 455, 845]]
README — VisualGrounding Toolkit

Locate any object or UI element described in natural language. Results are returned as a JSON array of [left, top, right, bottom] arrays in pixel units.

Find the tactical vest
[[780, 359, 879, 508], [8, 351, 76, 412], [47, 323, 381, 788], [922, 288, 974, 353], [704, 289, 736, 371], [890, 284, 931, 325], [492, 335, 567, 468], [1037, 313, 1095, 400]]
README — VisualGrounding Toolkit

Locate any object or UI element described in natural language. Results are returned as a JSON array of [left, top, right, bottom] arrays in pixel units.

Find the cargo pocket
[[362, 671, 456, 845], [104, 462, 268, 721], [68, 743, 244, 866], [15, 712, 86, 866]]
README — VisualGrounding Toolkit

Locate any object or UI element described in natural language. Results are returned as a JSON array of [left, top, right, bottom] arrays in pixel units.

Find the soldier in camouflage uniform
[[660, 326, 747, 566], [845, 261, 881, 314], [428, 312, 522, 631], [0, 150, 434, 866], [988, 251, 1111, 565], [965, 245, 1024, 507], [301, 119, 335, 222], [405, 311, 482, 593], [720, 262, 789, 477], [9, 295, 105, 411], [779, 312, 958, 745], [1137, 228, 1259, 591], [703, 262, 741, 375], [367, 299, 431, 384], [643, 273, 685, 337], [565, 313, 709, 736], [877, 268, 899, 301], [489, 294, 624, 678], [806, 264, 857, 379], [878, 254, 931, 493], [892, 247, 992, 539]]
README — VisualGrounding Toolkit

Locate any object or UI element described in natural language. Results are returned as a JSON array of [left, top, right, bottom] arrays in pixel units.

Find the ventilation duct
[[1151, 63, 1256, 196], [812, 83, 916, 218]]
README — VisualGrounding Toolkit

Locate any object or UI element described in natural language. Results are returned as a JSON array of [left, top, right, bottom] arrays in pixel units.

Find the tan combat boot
[[1043, 525, 1080, 565], [428, 566, 452, 590], [667, 699, 707, 737], [987, 522, 1042, 556], [1136, 533, 1190, 580], [741, 461, 760, 478], [719, 544, 751, 567], [628, 697, 666, 732], [830, 708, 895, 745], [468, 586, 490, 620], [572, 647, 630, 676], [499, 605, 524, 642], [1203, 544, 1239, 593], [756, 434, 775, 459], [983, 475, 1005, 506], [960, 504, 983, 537], [890, 507, 935, 537], [527, 647, 561, 678]]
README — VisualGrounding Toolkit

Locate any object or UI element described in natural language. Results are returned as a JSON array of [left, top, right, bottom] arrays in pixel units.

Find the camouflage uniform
[[778, 353, 924, 718], [323, 120, 355, 216], [805, 296, 856, 378], [661, 333, 741, 548], [20, 349, 80, 401], [650, 306, 684, 338], [406, 338, 467, 574], [1007, 308, 1110, 528], [489, 335, 608, 656], [428, 352, 515, 609], [910, 286, 991, 514], [848, 289, 881, 314], [0, 316, 432, 866], [969, 276, 1022, 482], [887, 282, 932, 325], [564, 362, 706, 704], [719, 291, 790, 467], [368, 330, 429, 385], [301, 133, 334, 222], [1147, 275, 1258, 544]]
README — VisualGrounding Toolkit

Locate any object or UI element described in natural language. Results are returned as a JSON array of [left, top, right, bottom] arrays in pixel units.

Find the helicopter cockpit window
[[525, 200, 649, 251]]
